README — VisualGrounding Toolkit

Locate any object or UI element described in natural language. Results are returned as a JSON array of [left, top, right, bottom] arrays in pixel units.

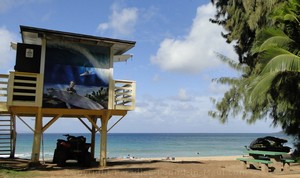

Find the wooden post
[[31, 108, 43, 163], [90, 117, 97, 159], [100, 112, 110, 167], [10, 114, 16, 158]]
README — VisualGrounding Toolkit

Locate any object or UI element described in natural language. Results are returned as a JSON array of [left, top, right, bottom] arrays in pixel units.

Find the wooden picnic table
[[237, 150, 295, 172]]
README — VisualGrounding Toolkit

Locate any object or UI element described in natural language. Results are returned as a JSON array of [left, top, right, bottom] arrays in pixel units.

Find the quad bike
[[53, 134, 92, 167], [248, 136, 291, 153]]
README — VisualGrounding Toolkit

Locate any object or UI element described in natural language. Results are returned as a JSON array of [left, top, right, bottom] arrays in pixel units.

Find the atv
[[248, 136, 291, 153], [53, 134, 92, 167]]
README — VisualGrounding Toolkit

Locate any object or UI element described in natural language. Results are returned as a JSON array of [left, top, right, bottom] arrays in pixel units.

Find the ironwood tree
[[209, 0, 300, 151]]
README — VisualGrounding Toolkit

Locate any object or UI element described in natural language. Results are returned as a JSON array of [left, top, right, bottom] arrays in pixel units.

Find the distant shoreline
[[16, 132, 283, 134], [107, 155, 241, 162]]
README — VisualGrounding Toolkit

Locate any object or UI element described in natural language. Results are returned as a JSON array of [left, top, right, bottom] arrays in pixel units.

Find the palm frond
[[259, 36, 293, 52], [251, 29, 292, 54], [256, 48, 293, 67], [247, 72, 278, 105], [261, 53, 300, 74]]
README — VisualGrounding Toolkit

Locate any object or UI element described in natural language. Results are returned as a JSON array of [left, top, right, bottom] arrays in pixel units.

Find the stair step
[[0, 146, 11, 148], [0, 115, 11, 117], [0, 153, 11, 155], [0, 115, 14, 157]]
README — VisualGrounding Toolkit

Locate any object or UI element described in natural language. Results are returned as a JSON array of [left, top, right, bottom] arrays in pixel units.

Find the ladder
[[0, 114, 16, 158], [0, 74, 16, 158]]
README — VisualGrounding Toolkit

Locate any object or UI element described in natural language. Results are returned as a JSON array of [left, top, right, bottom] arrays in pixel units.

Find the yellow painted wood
[[90, 117, 97, 159], [100, 111, 111, 167], [0, 103, 8, 112], [77, 117, 92, 132], [42, 114, 62, 132], [85, 115, 101, 132], [10, 114, 16, 158], [31, 107, 43, 163]]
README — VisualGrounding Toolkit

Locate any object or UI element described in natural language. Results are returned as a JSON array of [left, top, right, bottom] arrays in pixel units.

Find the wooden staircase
[[0, 74, 16, 158], [0, 114, 16, 158]]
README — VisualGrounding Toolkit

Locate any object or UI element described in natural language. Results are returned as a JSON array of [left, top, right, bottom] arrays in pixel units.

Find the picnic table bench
[[236, 150, 295, 172]]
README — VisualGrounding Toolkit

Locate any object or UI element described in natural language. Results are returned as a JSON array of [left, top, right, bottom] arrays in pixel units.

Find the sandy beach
[[1, 156, 300, 178]]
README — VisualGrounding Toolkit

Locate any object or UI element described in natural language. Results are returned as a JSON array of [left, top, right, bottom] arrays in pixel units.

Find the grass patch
[[0, 169, 41, 178]]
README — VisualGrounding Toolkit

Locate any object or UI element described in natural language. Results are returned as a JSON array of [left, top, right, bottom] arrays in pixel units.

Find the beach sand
[[1, 156, 300, 178]]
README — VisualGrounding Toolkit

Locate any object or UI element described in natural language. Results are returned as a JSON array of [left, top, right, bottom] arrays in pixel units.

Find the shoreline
[[107, 155, 242, 162], [1, 155, 243, 161]]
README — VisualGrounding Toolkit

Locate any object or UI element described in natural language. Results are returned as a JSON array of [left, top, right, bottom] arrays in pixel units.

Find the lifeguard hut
[[0, 25, 136, 167]]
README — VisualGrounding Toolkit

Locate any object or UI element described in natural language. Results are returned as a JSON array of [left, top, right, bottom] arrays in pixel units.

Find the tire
[[56, 150, 67, 166], [53, 149, 59, 163], [83, 152, 92, 167]]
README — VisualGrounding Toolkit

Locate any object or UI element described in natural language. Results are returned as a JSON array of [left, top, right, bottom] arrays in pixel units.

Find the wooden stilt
[[100, 113, 110, 167], [31, 108, 43, 163], [10, 114, 16, 158], [91, 117, 97, 159]]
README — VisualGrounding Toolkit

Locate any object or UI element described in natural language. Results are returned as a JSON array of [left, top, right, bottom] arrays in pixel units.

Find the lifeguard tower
[[0, 25, 136, 167]]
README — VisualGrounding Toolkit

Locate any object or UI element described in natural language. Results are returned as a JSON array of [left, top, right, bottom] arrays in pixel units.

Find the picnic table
[[237, 150, 295, 172]]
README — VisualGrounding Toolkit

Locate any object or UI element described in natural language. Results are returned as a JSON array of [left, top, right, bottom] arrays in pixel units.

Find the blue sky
[[0, 0, 281, 133]]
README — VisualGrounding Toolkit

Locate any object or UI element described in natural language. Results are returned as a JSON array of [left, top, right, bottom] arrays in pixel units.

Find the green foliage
[[210, 0, 281, 66], [210, 0, 300, 149], [85, 87, 108, 107]]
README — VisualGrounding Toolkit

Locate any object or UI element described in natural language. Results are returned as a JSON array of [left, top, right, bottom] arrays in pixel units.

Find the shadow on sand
[[0, 157, 204, 174]]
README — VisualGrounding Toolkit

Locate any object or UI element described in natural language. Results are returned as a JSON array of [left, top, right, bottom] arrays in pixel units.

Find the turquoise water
[[13, 133, 294, 159]]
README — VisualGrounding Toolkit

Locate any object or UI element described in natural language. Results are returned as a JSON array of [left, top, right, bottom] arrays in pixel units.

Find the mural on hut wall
[[43, 39, 110, 109]]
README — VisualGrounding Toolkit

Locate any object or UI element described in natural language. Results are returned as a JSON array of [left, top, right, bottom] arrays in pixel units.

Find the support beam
[[42, 114, 62, 132], [10, 114, 16, 158], [85, 115, 101, 132], [31, 108, 43, 163], [77, 117, 92, 132], [107, 115, 125, 132], [16, 115, 34, 132], [100, 112, 111, 167], [90, 117, 97, 159]]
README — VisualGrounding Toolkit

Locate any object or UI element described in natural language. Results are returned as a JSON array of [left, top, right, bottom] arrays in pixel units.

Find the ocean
[[13, 133, 294, 160]]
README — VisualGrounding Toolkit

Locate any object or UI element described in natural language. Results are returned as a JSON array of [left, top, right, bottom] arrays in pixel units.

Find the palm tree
[[245, 0, 300, 148], [210, 0, 300, 147]]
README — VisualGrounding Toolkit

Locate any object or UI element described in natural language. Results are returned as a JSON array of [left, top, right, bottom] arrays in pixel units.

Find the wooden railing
[[113, 80, 136, 110], [7, 72, 43, 107], [0, 74, 9, 112], [3, 72, 136, 111]]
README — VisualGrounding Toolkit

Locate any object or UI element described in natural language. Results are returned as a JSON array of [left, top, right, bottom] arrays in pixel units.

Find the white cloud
[[116, 91, 279, 133], [151, 3, 236, 73], [176, 88, 192, 101], [0, 27, 17, 73], [134, 93, 207, 124], [97, 3, 138, 36]]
